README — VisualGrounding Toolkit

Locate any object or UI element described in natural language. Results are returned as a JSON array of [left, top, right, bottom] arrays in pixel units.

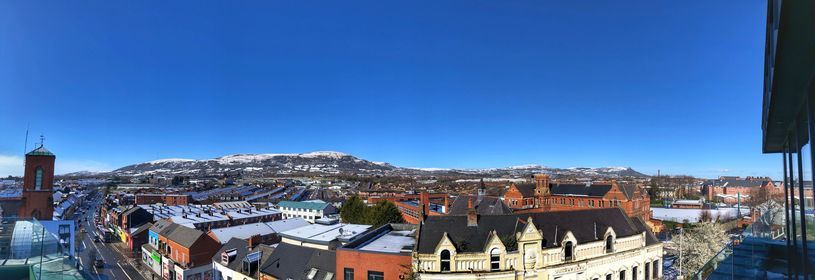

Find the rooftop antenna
[[39, 134, 44, 147], [23, 124, 30, 155]]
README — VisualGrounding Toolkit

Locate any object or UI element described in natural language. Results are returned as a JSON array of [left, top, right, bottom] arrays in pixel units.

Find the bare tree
[[698, 210, 713, 223]]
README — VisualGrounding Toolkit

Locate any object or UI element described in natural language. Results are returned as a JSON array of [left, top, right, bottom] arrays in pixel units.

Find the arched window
[[564, 241, 574, 261], [440, 250, 451, 272], [490, 248, 500, 271], [605, 235, 613, 252], [34, 167, 43, 190]]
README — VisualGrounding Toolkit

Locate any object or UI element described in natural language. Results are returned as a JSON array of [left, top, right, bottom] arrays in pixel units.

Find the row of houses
[[137, 201, 662, 280], [99, 202, 284, 252]]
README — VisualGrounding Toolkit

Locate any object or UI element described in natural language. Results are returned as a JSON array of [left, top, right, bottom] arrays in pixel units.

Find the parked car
[[93, 236, 100, 243], [94, 255, 104, 268]]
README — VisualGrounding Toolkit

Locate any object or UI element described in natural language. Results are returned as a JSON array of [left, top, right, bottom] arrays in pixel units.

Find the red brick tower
[[19, 143, 55, 220]]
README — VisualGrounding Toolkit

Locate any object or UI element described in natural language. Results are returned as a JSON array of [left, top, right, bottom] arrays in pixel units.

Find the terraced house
[[413, 208, 662, 280]]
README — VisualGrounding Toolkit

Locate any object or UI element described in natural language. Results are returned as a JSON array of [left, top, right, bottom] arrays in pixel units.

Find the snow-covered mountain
[[104, 151, 648, 178]]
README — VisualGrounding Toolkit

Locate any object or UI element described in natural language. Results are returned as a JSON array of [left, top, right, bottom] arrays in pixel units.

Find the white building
[[278, 219, 370, 250], [276, 200, 337, 223], [414, 208, 663, 280]]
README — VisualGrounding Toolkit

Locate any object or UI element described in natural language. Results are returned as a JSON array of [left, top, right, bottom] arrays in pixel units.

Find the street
[[75, 195, 146, 280]]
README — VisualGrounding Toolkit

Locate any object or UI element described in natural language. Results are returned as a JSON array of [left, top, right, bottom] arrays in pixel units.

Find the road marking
[[82, 241, 87, 250], [91, 240, 105, 262], [118, 263, 134, 280]]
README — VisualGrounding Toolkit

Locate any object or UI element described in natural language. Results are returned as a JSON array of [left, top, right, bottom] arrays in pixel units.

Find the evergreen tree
[[340, 195, 366, 224], [366, 200, 404, 227]]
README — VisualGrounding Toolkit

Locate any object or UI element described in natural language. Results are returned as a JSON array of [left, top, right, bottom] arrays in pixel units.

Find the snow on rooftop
[[652, 207, 750, 223], [280, 223, 370, 243], [209, 222, 276, 244], [265, 218, 311, 233]]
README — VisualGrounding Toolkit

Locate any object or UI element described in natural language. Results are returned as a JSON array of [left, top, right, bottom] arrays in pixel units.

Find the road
[[75, 194, 147, 280]]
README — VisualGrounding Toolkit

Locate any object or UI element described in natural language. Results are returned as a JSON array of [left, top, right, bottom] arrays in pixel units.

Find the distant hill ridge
[[72, 151, 648, 178]]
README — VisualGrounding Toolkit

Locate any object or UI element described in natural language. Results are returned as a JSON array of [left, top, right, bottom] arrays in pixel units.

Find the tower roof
[[26, 145, 55, 157]]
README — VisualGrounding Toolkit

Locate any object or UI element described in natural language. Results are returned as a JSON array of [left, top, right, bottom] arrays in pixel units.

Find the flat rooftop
[[280, 223, 370, 244], [209, 222, 275, 244], [357, 230, 415, 253]]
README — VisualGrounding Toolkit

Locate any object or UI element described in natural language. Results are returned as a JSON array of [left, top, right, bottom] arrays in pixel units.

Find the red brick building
[[507, 174, 652, 222], [336, 224, 415, 280], [19, 145, 56, 220], [394, 192, 447, 224], [155, 221, 221, 280], [702, 176, 786, 204], [135, 194, 192, 206]]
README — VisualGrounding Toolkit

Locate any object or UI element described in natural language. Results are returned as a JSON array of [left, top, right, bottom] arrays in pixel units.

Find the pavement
[[74, 195, 148, 280]]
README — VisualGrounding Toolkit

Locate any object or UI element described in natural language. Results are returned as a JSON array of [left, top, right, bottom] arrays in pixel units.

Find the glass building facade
[[697, 0, 815, 279], [0, 218, 82, 280]]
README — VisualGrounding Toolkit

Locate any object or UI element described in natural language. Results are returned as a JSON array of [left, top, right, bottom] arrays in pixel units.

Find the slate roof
[[416, 208, 653, 254], [513, 183, 537, 197], [132, 222, 153, 236], [550, 183, 613, 197], [165, 224, 206, 248], [149, 219, 179, 236], [619, 184, 638, 200], [447, 195, 513, 215], [702, 179, 766, 188], [261, 242, 335, 280]]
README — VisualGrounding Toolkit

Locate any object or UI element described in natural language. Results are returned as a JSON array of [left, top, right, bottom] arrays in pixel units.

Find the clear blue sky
[[0, 1, 781, 178]]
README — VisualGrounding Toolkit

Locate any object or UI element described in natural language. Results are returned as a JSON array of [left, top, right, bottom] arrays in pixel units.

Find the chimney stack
[[420, 192, 430, 216], [467, 197, 478, 227]]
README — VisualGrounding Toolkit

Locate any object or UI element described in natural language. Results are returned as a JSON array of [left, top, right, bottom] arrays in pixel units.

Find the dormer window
[[243, 251, 261, 274], [490, 248, 500, 271], [605, 236, 614, 253], [221, 248, 237, 265], [440, 250, 451, 272], [564, 241, 574, 261]]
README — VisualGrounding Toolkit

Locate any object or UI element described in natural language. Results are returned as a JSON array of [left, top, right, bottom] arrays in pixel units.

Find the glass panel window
[[440, 250, 451, 272], [367, 271, 384, 280], [35, 167, 43, 190], [652, 260, 659, 279], [490, 248, 500, 271], [344, 268, 353, 280]]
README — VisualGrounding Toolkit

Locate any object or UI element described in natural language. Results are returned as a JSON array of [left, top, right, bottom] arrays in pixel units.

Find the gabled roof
[[416, 208, 647, 254], [260, 243, 335, 280], [447, 195, 513, 215]]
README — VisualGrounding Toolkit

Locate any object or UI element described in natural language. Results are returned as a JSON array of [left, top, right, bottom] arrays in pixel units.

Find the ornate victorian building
[[413, 208, 662, 280]]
